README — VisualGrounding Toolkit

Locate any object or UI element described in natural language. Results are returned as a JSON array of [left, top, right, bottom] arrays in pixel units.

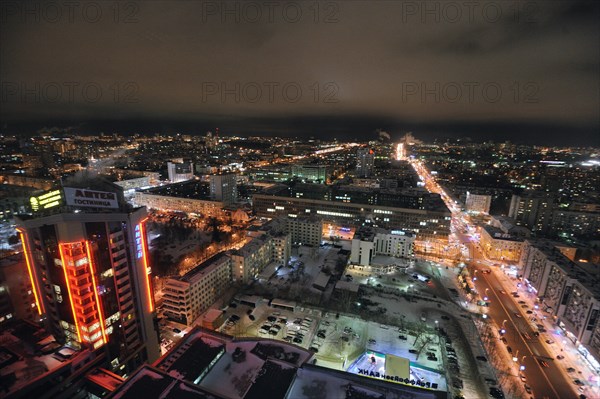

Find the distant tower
[[210, 174, 238, 205], [15, 180, 160, 374], [356, 148, 375, 177]]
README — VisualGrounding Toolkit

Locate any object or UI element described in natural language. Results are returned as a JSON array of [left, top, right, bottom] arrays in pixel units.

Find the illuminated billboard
[[64, 187, 118, 209], [30, 190, 62, 212]]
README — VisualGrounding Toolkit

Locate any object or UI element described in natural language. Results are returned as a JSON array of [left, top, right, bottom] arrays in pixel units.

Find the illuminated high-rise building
[[14, 179, 160, 375]]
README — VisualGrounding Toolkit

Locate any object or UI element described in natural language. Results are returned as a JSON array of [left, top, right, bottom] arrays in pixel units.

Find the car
[[441, 315, 450, 320], [499, 290, 506, 295], [172, 328, 181, 334], [476, 356, 488, 362], [526, 310, 533, 314], [283, 336, 293, 342], [271, 324, 282, 330], [522, 332, 531, 339], [557, 355, 565, 360], [267, 316, 277, 322], [484, 378, 498, 385], [574, 379, 585, 386], [514, 312, 522, 318], [546, 339, 555, 344], [230, 314, 240, 321], [518, 300, 526, 304], [293, 337, 303, 344], [259, 328, 269, 334], [567, 367, 576, 373], [519, 372, 526, 382], [278, 317, 287, 323], [506, 346, 512, 354], [482, 269, 491, 274], [398, 335, 407, 340], [309, 347, 319, 352], [268, 329, 278, 335], [538, 359, 549, 368], [248, 315, 255, 321], [409, 349, 418, 354], [524, 384, 532, 394], [229, 303, 237, 308], [368, 339, 376, 344], [500, 337, 507, 344], [317, 332, 326, 339], [521, 304, 529, 308], [341, 336, 349, 342]]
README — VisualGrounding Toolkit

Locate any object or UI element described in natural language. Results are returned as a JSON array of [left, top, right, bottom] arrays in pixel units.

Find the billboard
[[30, 189, 62, 211], [64, 187, 118, 209]]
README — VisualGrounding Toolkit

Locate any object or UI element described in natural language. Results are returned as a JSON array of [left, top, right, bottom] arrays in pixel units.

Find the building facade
[[253, 194, 451, 242], [162, 253, 232, 326], [350, 227, 415, 266], [15, 184, 160, 375], [209, 174, 238, 205], [520, 240, 600, 371], [167, 160, 194, 183], [479, 225, 524, 263], [230, 234, 273, 283], [286, 216, 323, 247], [465, 192, 492, 214], [356, 148, 375, 177]]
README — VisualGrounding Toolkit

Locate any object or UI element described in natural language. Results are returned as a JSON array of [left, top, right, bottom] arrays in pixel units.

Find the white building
[[350, 226, 415, 266], [134, 192, 224, 217], [167, 160, 194, 183], [465, 192, 492, 214], [230, 234, 273, 283], [286, 216, 323, 247], [162, 253, 232, 326], [210, 174, 238, 205]]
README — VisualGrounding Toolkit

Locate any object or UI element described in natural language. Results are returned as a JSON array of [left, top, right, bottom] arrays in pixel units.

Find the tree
[[210, 217, 222, 243]]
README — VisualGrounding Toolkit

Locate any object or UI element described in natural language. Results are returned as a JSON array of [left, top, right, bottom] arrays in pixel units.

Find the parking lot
[[215, 298, 447, 391]]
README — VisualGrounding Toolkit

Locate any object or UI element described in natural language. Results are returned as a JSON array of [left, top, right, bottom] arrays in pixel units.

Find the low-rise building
[[230, 234, 273, 283], [479, 225, 524, 263], [465, 192, 492, 214], [162, 253, 232, 326], [286, 215, 323, 247], [350, 226, 415, 266]]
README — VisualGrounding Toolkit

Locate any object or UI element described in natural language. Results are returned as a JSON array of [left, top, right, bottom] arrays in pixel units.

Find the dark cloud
[[0, 0, 598, 145]]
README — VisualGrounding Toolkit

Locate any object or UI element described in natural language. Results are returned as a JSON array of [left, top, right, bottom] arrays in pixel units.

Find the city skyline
[[1, 0, 599, 145]]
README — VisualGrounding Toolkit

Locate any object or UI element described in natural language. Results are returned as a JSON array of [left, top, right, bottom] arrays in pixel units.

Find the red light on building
[[16, 229, 43, 315], [58, 241, 107, 348], [138, 219, 155, 312]]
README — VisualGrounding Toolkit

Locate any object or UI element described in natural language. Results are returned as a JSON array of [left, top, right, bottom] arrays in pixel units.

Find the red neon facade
[[138, 219, 155, 312], [16, 229, 43, 315], [58, 241, 106, 348]]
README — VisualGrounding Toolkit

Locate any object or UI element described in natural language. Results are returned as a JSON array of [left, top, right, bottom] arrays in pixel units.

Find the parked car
[[398, 335, 407, 340], [506, 346, 512, 354], [546, 339, 555, 344], [476, 356, 488, 362]]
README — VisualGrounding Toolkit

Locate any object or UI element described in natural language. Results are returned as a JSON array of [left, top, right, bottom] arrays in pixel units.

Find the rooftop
[[144, 181, 212, 200]]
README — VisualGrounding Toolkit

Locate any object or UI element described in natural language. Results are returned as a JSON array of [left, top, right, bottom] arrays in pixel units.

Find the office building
[[465, 192, 492, 214], [286, 215, 323, 247], [356, 148, 375, 177], [351, 226, 415, 266], [479, 225, 524, 263], [291, 164, 328, 184], [209, 173, 238, 205], [508, 191, 554, 233], [167, 160, 194, 183], [162, 253, 232, 326], [14, 180, 160, 376]]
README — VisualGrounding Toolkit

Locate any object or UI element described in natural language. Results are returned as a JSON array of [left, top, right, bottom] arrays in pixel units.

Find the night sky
[[1, 0, 599, 145]]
